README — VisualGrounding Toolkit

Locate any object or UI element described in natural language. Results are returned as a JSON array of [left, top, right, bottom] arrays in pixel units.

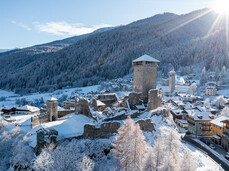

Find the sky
[[0, 0, 216, 49]]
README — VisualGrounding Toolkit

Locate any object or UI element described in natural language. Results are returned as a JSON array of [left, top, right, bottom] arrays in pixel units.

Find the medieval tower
[[132, 54, 160, 102], [169, 70, 176, 94], [47, 100, 58, 121]]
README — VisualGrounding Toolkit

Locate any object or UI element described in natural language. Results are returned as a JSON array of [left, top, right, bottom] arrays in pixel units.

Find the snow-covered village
[[1, 0, 229, 171]]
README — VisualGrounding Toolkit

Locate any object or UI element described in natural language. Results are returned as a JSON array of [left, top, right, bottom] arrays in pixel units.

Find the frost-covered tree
[[212, 95, 227, 109], [187, 83, 197, 95], [200, 67, 207, 86], [220, 106, 229, 117], [144, 136, 165, 171], [34, 139, 112, 171], [220, 65, 226, 82], [163, 129, 181, 171], [11, 139, 35, 170], [179, 152, 197, 171], [33, 144, 55, 171], [0, 121, 24, 170], [144, 128, 181, 171], [78, 155, 95, 171], [112, 116, 147, 171], [204, 98, 210, 108]]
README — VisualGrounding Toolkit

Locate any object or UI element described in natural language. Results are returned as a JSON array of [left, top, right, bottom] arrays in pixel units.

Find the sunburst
[[212, 0, 229, 14]]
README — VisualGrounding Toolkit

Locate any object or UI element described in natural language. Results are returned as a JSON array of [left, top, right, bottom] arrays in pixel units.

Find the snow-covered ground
[[0, 85, 99, 108], [41, 114, 92, 139], [184, 143, 223, 171], [218, 89, 229, 97]]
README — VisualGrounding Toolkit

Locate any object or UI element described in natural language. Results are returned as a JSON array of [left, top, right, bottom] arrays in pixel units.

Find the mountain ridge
[[0, 8, 228, 93]]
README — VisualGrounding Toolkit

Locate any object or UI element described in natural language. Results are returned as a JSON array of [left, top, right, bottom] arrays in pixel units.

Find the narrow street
[[183, 136, 229, 171]]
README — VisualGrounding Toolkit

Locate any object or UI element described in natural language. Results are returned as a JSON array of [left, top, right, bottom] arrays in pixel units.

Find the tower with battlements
[[132, 54, 160, 102]]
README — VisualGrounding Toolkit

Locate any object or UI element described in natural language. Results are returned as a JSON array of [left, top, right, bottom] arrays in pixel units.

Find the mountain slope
[[1, 8, 228, 93], [0, 27, 114, 75]]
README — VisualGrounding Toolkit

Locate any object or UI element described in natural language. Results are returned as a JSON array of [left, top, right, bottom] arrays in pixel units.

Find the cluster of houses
[[166, 97, 229, 151]]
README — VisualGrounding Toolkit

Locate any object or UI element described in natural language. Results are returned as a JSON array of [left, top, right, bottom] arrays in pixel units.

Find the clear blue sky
[[0, 0, 215, 49]]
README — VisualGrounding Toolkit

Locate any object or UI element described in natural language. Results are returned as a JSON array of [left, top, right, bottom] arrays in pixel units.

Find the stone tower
[[169, 70, 176, 94], [147, 89, 162, 111], [132, 54, 160, 103], [47, 100, 58, 121]]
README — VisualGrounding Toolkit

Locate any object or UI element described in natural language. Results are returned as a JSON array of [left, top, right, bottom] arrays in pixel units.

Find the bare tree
[[78, 155, 94, 171], [112, 116, 147, 171], [179, 152, 197, 171]]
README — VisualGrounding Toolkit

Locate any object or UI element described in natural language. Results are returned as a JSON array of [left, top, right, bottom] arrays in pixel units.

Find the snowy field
[[218, 89, 229, 97], [0, 85, 99, 108], [184, 143, 223, 171]]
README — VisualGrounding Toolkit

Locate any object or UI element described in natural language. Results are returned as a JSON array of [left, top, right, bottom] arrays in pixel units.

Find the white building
[[205, 86, 217, 96]]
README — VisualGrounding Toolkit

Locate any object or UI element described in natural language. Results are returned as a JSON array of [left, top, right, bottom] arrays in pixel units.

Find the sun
[[213, 0, 229, 14]]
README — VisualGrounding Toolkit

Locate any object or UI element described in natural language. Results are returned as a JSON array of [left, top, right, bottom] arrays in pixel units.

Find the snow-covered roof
[[133, 54, 160, 63], [213, 135, 221, 140], [185, 109, 202, 117], [17, 105, 40, 112], [57, 106, 65, 111], [210, 116, 229, 127], [169, 70, 176, 74], [50, 97, 58, 101], [135, 104, 146, 110], [96, 100, 106, 106], [193, 112, 214, 121], [174, 85, 190, 93], [177, 119, 188, 124], [171, 109, 183, 116]]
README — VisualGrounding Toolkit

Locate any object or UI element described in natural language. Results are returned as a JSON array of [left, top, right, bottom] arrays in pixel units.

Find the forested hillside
[[0, 8, 228, 93]]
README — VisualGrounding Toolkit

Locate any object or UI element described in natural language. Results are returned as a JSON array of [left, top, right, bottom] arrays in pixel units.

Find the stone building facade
[[147, 89, 162, 111], [47, 100, 58, 121], [132, 54, 160, 103]]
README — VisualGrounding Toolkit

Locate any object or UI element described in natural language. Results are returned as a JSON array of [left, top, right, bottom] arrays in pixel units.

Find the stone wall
[[147, 89, 162, 111], [128, 92, 142, 108], [58, 110, 75, 118], [31, 114, 49, 128], [83, 122, 121, 138], [75, 97, 93, 118], [31, 110, 74, 128], [82, 119, 155, 139]]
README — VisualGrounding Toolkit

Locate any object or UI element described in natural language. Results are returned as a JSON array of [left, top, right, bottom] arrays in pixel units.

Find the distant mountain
[[0, 49, 11, 53], [0, 27, 114, 77], [0, 8, 228, 93]]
